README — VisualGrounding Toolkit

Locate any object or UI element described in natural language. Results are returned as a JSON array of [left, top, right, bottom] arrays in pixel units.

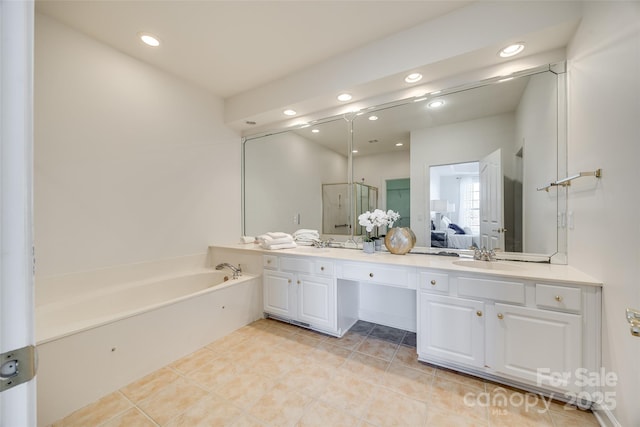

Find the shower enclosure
[[322, 183, 378, 236]]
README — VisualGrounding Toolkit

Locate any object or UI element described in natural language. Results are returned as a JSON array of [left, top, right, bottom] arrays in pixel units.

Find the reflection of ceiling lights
[[430, 90, 442, 95], [337, 93, 352, 102], [311, 129, 319, 133], [413, 97, 428, 102], [283, 109, 297, 116], [499, 43, 525, 58], [498, 77, 514, 83], [139, 32, 161, 47], [352, 149, 358, 153], [428, 100, 445, 109], [395, 142, 404, 147], [368, 115, 378, 121], [405, 73, 422, 83]]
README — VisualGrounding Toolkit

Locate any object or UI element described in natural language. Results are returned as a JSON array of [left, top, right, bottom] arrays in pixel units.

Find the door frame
[[0, 0, 37, 425]]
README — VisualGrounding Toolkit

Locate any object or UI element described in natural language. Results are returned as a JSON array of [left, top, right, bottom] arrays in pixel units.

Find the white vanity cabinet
[[417, 268, 600, 397], [263, 255, 338, 335], [419, 292, 485, 368]]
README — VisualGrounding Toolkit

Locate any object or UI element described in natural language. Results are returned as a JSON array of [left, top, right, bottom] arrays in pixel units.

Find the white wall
[[517, 72, 559, 254], [410, 113, 516, 246], [353, 149, 410, 210], [567, 2, 640, 426], [34, 14, 241, 277], [244, 132, 347, 236]]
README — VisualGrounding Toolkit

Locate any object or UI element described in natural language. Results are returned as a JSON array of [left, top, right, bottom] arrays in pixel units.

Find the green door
[[386, 178, 410, 228]]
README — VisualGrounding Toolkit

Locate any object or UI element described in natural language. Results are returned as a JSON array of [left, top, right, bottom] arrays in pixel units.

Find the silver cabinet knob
[[476, 311, 483, 317], [497, 313, 504, 320], [369, 273, 374, 278], [555, 295, 563, 302], [430, 280, 436, 285], [320, 266, 325, 271]]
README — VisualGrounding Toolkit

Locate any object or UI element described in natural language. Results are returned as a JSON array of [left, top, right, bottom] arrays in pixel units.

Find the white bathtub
[[36, 270, 249, 344], [36, 266, 263, 426]]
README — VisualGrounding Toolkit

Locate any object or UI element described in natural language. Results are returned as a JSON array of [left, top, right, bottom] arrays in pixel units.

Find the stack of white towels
[[257, 232, 297, 250], [293, 229, 320, 246]]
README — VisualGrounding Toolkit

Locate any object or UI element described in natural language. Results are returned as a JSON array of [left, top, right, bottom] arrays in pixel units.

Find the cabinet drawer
[[536, 284, 582, 312], [315, 261, 335, 277], [263, 255, 278, 269], [342, 263, 411, 288], [419, 271, 449, 292], [458, 277, 525, 304], [279, 257, 314, 274]]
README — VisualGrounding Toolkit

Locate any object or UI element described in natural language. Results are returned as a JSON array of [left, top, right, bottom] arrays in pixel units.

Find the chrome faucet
[[472, 246, 496, 261], [215, 263, 242, 279]]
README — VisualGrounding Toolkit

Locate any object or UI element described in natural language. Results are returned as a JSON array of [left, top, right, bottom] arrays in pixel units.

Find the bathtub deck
[[49, 318, 598, 427]]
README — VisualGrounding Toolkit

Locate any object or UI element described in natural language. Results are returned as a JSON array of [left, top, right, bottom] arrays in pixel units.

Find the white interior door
[[0, 1, 37, 425], [479, 149, 504, 250]]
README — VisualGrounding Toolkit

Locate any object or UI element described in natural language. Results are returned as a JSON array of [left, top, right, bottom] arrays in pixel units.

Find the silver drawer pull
[[320, 266, 325, 271], [369, 273, 374, 278], [430, 280, 436, 285]]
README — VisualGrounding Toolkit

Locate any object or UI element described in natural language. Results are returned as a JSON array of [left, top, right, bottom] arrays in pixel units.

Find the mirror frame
[[241, 62, 567, 263]]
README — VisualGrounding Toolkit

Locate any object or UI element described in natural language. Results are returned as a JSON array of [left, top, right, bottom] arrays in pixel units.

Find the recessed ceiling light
[[499, 43, 525, 58], [311, 129, 320, 133], [395, 142, 404, 147], [428, 100, 445, 109], [368, 115, 378, 121], [352, 150, 358, 153], [337, 93, 352, 102], [138, 32, 161, 47], [405, 73, 423, 83], [283, 109, 297, 116]]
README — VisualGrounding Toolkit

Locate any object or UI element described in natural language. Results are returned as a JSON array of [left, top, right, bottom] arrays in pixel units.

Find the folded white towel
[[239, 236, 255, 244], [261, 241, 297, 250], [257, 233, 294, 243], [293, 229, 319, 237], [267, 231, 291, 239], [265, 236, 294, 245]]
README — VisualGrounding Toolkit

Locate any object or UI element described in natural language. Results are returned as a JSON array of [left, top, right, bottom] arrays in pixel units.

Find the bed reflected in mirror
[[429, 161, 480, 250]]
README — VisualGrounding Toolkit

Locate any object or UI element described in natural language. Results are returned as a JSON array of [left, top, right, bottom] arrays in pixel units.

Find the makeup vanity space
[[210, 244, 601, 404]]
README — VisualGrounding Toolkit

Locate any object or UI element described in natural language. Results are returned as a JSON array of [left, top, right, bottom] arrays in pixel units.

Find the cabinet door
[[263, 270, 295, 318], [418, 293, 485, 368], [297, 274, 335, 331], [491, 303, 582, 393]]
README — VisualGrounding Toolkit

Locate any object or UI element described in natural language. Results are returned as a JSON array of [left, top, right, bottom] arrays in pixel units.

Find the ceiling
[[285, 72, 531, 157], [35, 1, 581, 133], [35, 0, 471, 99]]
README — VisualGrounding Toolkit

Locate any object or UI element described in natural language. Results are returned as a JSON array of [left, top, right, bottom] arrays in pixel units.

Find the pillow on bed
[[440, 216, 451, 230], [463, 226, 473, 235], [448, 223, 466, 234]]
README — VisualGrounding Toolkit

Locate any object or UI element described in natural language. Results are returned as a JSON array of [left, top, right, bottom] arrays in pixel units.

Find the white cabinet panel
[[492, 303, 582, 393], [419, 293, 485, 368], [298, 274, 335, 330], [263, 270, 295, 318]]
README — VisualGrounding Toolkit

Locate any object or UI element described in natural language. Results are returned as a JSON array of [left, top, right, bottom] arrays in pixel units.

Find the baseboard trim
[[592, 403, 622, 427]]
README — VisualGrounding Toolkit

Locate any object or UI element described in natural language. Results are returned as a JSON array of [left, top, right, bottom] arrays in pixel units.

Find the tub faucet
[[215, 263, 242, 279]]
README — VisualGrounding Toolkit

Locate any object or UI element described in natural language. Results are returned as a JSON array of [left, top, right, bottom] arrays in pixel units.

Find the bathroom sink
[[452, 260, 522, 271]]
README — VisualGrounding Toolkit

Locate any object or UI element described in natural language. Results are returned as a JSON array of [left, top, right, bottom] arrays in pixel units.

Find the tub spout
[[215, 263, 242, 279]]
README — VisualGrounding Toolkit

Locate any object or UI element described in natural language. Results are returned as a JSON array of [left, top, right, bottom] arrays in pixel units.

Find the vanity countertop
[[210, 243, 602, 287]]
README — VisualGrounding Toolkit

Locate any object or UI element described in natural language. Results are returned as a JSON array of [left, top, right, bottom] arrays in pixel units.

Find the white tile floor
[[51, 318, 600, 426]]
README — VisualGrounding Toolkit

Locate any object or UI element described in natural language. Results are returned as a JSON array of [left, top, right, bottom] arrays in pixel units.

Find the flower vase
[[362, 241, 375, 254], [374, 238, 382, 251]]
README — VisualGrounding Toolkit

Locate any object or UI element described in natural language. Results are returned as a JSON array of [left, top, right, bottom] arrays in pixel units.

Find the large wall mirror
[[243, 63, 567, 262]]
